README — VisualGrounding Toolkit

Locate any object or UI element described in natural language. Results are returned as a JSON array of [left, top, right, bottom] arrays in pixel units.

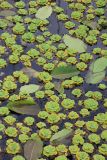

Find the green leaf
[[0, 10, 16, 17], [22, 67, 39, 78], [20, 84, 40, 94], [91, 57, 107, 73], [51, 65, 79, 79], [85, 71, 106, 84], [24, 136, 43, 160], [36, 6, 52, 20], [7, 98, 40, 115], [50, 129, 73, 145], [63, 34, 87, 53]]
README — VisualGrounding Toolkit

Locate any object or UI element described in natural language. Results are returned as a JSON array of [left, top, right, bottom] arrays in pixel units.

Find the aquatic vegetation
[[5, 127, 18, 137], [13, 23, 25, 35], [84, 98, 98, 110], [12, 155, 25, 160], [43, 145, 57, 157], [82, 143, 94, 153], [39, 128, 52, 140], [4, 116, 16, 125], [86, 121, 99, 132], [0, 58, 7, 68], [0, 0, 107, 159], [61, 99, 75, 109], [23, 117, 35, 126], [99, 144, 107, 156], [18, 134, 29, 143], [6, 141, 21, 154], [101, 130, 107, 141], [45, 101, 60, 113], [88, 133, 101, 144], [0, 107, 10, 116], [69, 145, 80, 154], [22, 32, 35, 43], [76, 151, 90, 160]]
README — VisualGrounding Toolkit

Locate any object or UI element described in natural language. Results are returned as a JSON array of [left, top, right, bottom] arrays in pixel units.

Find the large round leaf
[[36, 6, 52, 20], [63, 34, 87, 53]]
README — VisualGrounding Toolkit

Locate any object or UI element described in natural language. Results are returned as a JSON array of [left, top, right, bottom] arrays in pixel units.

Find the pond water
[[0, 0, 107, 160]]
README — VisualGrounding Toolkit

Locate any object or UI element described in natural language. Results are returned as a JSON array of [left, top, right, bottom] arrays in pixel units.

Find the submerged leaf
[[82, 20, 100, 30], [7, 98, 40, 115], [36, 6, 52, 20], [20, 84, 40, 94], [63, 34, 87, 53], [0, 10, 16, 17], [22, 67, 39, 78], [54, 82, 64, 94], [85, 71, 106, 84], [50, 129, 73, 145], [91, 57, 107, 73], [24, 136, 43, 160], [51, 65, 79, 79]]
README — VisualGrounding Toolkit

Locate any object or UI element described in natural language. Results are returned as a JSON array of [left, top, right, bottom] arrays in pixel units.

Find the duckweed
[[0, 0, 107, 159]]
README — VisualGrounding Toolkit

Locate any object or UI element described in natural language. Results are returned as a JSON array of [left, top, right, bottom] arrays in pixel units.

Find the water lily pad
[[0, 10, 16, 17], [24, 136, 43, 160], [36, 6, 52, 20], [91, 57, 107, 73], [86, 71, 106, 84], [63, 34, 87, 53], [7, 98, 40, 115], [22, 67, 39, 78], [20, 84, 40, 94], [51, 65, 79, 79], [50, 129, 73, 145]]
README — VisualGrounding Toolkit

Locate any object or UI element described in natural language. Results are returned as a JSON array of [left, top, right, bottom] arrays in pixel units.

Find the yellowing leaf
[[7, 98, 40, 115], [36, 6, 52, 20], [21, 67, 39, 78], [0, 10, 16, 16], [63, 34, 87, 53], [50, 129, 73, 145], [24, 136, 43, 160]]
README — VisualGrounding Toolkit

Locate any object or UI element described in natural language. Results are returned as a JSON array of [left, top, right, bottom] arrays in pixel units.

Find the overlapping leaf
[[85, 57, 107, 84], [51, 65, 79, 79], [7, 98, 40, 115], [20, 84, 40, 94], [50, 129, 73, 145]]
